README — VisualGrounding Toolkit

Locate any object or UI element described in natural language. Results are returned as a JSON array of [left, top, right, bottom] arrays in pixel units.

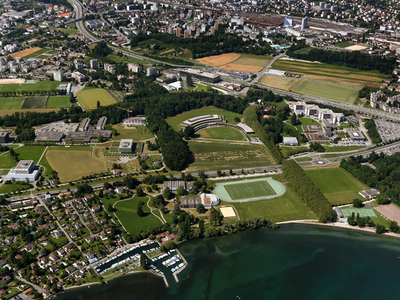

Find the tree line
[[364, 119, 382, 143], [287, 43, 396, 74], [130, 27, 271, 59], [0, 89, 67, 97], [282, 160, 335, 222]]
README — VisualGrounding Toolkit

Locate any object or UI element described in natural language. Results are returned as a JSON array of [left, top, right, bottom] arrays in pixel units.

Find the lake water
[[57, 224, 400, 300]]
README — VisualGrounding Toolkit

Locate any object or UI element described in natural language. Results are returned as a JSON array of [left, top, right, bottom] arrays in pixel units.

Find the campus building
[[0, 132, 9, 143], [35, 131, 65, 142], [283, 137, 299, 146], [90, 59, 98, 69], [180, 193, 219, 209], [163, 181, 194, 192], [294, 101, 345, 124], [179, 68, 221, 83], [53, 71, 64, 81], [181, 114, 223, 130], [118, 139, 134, 153], [96, 117, 107, 130], [122, 116, 146, 126], [79, 118, 91, 131], [6, 160, 39, 181], [348, 130, 365, 141]]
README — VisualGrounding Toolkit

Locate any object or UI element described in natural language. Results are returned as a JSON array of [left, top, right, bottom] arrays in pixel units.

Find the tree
[[136, 186, 144, 197], [39, 247, 48, 256], [137, 201, 145, 217], [163, 187, 172, 200], [196, 203, 206, 214], [375, 224, 386, 234], [97, 135, 104, 143], [176, 185, 185, 196], [107, 203, 114, 213], [140, 253, 147, 270], [97, 101, 101, 109], [186, 74, 193, 87], [173, 202, 181, 215], [352, 198, 363, 208], [234, 117, 241, 123], [290, 113, 298, 126], [376, 193, 390, 205]]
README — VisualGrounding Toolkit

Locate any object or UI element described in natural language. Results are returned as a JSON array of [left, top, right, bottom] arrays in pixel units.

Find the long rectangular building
[[179, 68, 220, 83], [79, 118, 91, 131], [96, 117, 107, 130]]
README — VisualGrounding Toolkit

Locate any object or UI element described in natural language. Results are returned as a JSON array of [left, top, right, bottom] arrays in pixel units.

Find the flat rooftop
[[119, 139, 134, 148], [35, 131, 64, 141], [16, 160, 34, 170]]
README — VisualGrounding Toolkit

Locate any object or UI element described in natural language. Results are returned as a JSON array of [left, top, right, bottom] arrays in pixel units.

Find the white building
[[200, 193, 219, 208], [128, 63, 140, 73], [294, 101, 344, 123], [90, 59, 98, 69], [6, 160, 39, 181], [53, 71, 64, 82], [146, 67, 157, 76], [283, 137, 299, 146]]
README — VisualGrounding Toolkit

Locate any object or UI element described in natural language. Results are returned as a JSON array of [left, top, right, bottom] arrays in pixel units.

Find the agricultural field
[[197, 126, 245, 141], [197, 53, 271, 72], [259, 76, 359, 104], [46, 96, 70, 108], [185, 140, 273, 172], [233, 175, 316, 222], [115, 196, 164, 235], [271, 59, 386, 88], [305, 167, 369, 205], [23, 48, 59, 59], [76, 88, 117, 110], [21, 96, 47, 109], [166, 106, 242, 131], [0, 97, 24, 110], [46, 148, 111, 182], [10, 47, 41, 58], [323, 145, 365, 152], [111, 125, 154, 141]]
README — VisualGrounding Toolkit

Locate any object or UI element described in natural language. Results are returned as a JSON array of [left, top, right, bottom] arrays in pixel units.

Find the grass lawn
[[0, 80, 63, 94], [186, 140, 274, 172], [56, 28, 78, 34], [305, 167, 369, 205], [46, 149, 111, 182], [24, 48, 58, 59], [0, 183, 31, 194], [166, 106, 242, 131], [335, 42, 355, 48], [0, 97, 23, 110], [271, 59, 386, 88], [46, 96, 70, 108], [323, 145, 365, 152], [115, 196, 164, 235], [14, 146, 47, 163], [0, 152, 16, 168], [197, 126, 245, 141], [111, 125, 154, 141], [294, 47, 313, 54], [233, 175, 315, 222], [295, 157, 312, 162], [76, 88, 116, 110], [104, 53, 148, 65], [21, 96, 47, 109], [295, 117, 320, 132]]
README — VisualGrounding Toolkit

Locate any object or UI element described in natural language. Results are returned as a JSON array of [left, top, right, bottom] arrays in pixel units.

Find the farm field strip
[[0, 108, 61, 117], [10, 47, 41, 58], [46, 96, 70, 108], [21, 96, 48, 109], [259, 76, 359, 104], [272, 60, 386, 87]]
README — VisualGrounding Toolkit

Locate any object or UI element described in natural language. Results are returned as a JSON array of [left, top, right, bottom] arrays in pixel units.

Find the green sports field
[[76, 88, 117, 110], [21, 96, 47, 109], [0, 97, 24, 110], [46, 96, 70, 108], [214, 177, 286, 202], [0, 80, 63, 93], [198, 126, 245, 141], [341, 208, 377, 218], [305, 167, 369, 205], [166, 106, 242, 131]]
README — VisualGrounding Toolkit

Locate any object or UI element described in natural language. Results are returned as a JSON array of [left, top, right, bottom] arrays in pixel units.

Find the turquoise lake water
[[57, 224, 400, 300]]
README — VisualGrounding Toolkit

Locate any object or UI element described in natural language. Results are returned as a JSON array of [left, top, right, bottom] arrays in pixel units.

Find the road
[[250, 53, 285, 85], [16, 276, 45, 294]]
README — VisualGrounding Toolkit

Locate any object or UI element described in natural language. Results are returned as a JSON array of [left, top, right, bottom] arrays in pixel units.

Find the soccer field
[[21, 96, 47, 109], [226, 180, 276, 200], [215, 177, 286, 202], [76, 88, 117, 110]]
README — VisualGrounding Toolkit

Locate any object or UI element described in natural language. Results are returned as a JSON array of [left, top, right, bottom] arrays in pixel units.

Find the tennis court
[[341, 208, 377, 218], [214, 177, 286, 202]]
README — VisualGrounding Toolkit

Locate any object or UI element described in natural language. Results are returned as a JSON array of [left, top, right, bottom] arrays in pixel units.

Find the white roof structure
[[268, 69, 286, 76], [236, 123, 254, 134], [283, 137, 299, 145]]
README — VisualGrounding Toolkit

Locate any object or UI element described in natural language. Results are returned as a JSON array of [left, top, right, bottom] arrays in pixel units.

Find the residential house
[[23, 243, 36, 252], [17, 269, 25, 277], [49, 253, 59, 261], [116, 187, 125, 194], [58, 191, 72, 199], [0, 260, 7, 267], [49, 264, 59, 273], [40, 257, 49, 265], [66, 266, 76, 274], [38, 237, 48, 245], [84, 195, 93, 202], [70, 232, 78, 239], [50, 230, 63, 238], [35, 205, 45, 213], [0, 276, 11, 286], [91, 206, 101, 213], [84, 250, 96, 259]]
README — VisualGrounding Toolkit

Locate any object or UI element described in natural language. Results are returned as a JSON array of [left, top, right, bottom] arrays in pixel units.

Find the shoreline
[[278, 220, 400, 239], [57, 221, 400, 297]]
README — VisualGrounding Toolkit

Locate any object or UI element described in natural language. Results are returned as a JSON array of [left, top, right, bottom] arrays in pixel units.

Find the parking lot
[[375, 120, 400, 143]]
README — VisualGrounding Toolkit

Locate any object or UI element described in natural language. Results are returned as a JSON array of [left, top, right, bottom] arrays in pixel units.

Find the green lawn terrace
[[214, 177, 286, 202]]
